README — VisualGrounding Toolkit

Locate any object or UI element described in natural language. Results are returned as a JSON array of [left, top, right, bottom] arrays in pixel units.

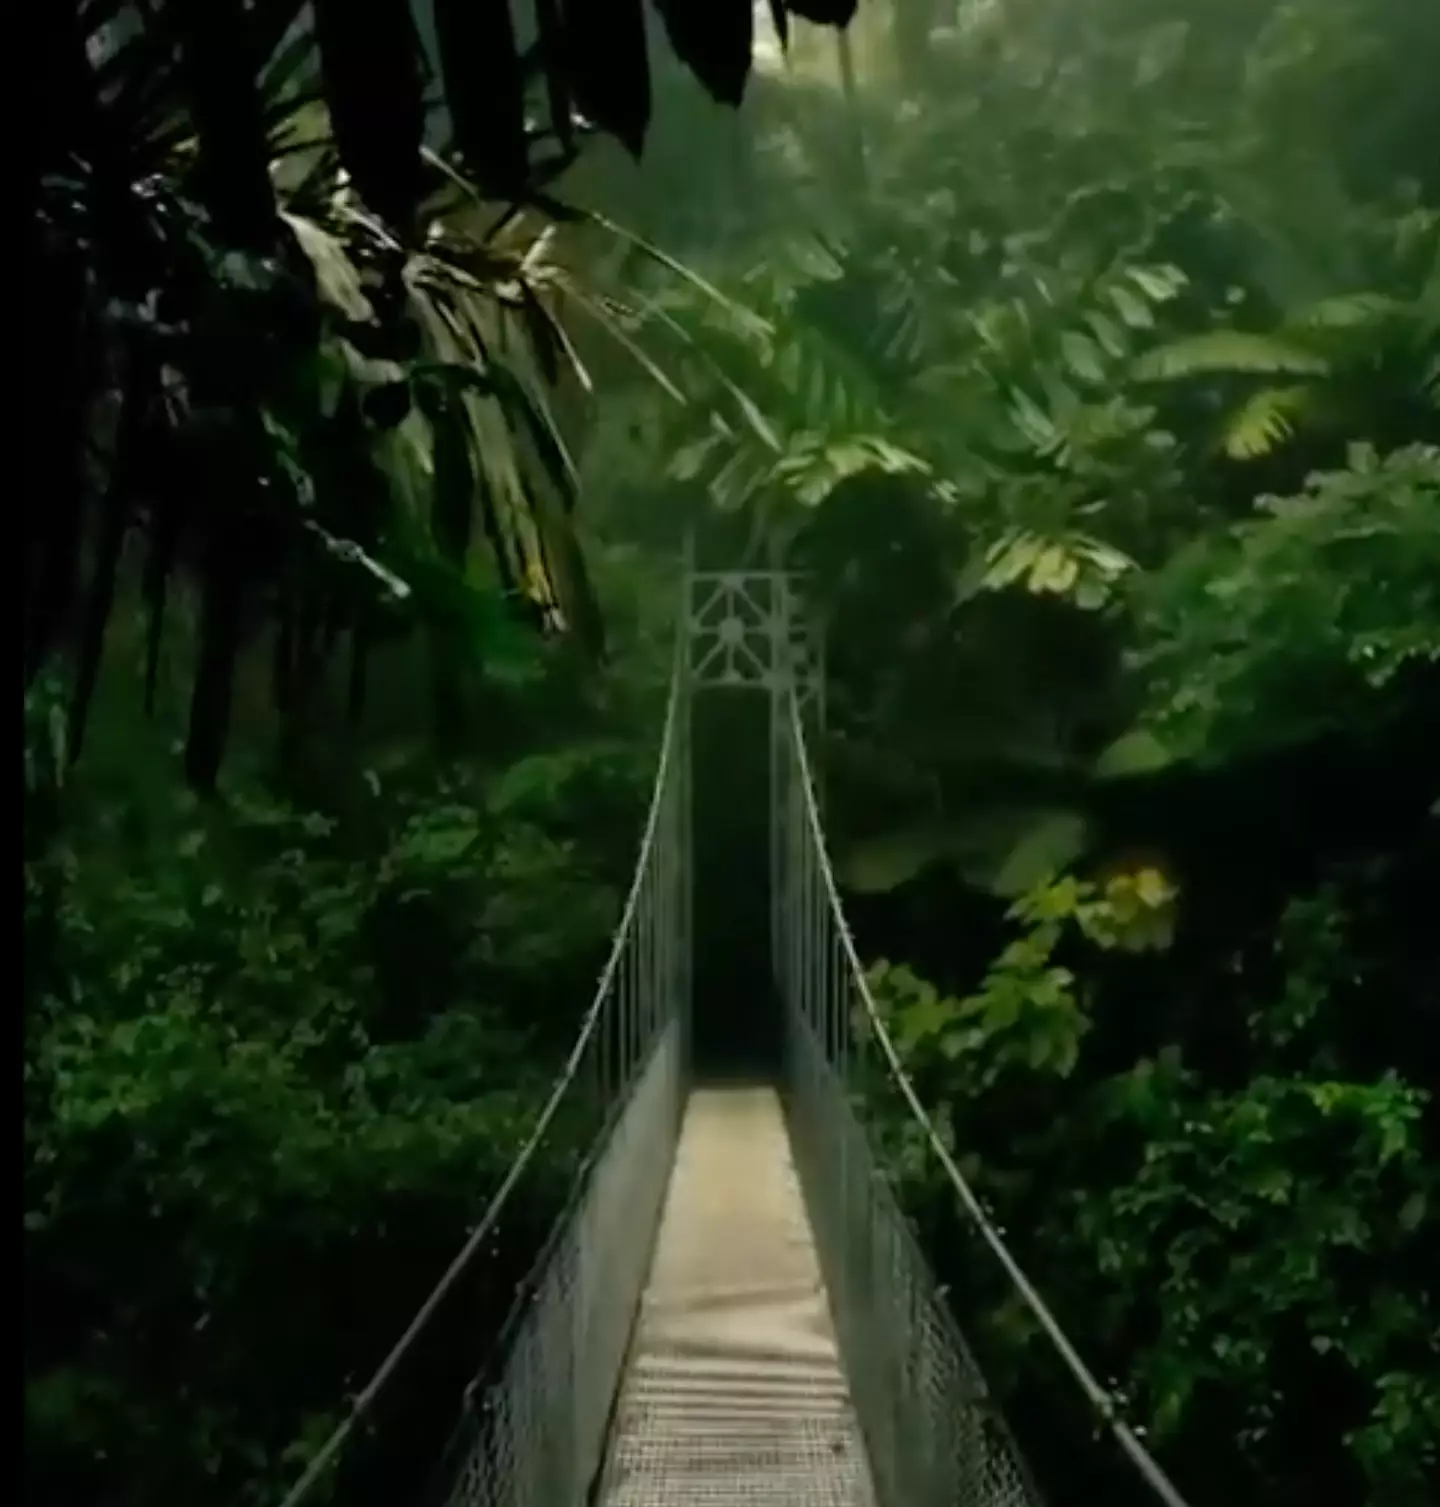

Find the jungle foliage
[[24, 2, 1440, 1506], [24, 553, 670, 1506], [25, 3, 690, 1498], [582, 1, 1440, 1502], [28, 0, 855, 792]]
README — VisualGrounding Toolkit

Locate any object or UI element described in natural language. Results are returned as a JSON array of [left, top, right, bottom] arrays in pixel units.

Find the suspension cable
[[277, 642, 687, 1507], [784, 690, 1194, 1507]]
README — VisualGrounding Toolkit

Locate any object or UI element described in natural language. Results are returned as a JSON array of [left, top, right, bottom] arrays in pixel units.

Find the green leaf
[[990, 812, 1090, 899], [1093, 729, 1174, 778], [1109, 284, 1157, 331], [1134, 331, 1332, 383], [839, 826, 951, 894], [1060, 331, 1108, 385], [1083, 311, 1129, 359]]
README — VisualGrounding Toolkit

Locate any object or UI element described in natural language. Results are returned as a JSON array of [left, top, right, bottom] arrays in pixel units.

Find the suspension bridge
[[280, 566, 1192, 1507]]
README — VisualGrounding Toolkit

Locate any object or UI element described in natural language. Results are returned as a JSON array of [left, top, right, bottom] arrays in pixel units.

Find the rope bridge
[[279, 567, 1191, 1507]]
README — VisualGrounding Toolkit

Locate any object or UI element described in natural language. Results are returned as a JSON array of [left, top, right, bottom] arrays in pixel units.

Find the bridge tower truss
[[683, 560, 825, 980]]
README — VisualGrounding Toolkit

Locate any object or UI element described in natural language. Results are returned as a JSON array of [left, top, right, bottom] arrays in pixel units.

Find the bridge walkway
[[598, 1086, 876, 1507]]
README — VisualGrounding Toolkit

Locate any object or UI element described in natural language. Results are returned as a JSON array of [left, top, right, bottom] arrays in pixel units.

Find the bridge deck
[[598, 1086, 876, 1506]]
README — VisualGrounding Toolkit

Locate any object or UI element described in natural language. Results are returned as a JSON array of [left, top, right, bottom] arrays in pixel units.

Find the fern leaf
[[766, 319, 894, 435], [1221, 384, 1316, 459], [773, 434, 929, 507], [877, 261, 935, 368]]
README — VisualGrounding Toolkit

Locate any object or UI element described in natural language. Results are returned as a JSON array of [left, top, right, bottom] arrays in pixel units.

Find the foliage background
[[24, 2, 1440, 1506]]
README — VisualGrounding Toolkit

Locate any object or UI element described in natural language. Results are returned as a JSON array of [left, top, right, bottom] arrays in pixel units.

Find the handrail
[[784, 686, 1193, 1507], [277, 634, 687, 1507]]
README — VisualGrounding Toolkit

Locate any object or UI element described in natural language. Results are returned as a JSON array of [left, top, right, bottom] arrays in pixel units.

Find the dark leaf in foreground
[[175, 0, 278, 247], [312, 0, 427, 231], [652, 0, 753, 108], [783, 0, 859, 24], [434, 0, 530, 201], [557, 0, 652, 157]]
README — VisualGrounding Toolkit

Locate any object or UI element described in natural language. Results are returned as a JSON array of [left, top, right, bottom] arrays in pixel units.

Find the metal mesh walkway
[[599, 1086, 876, 1507]]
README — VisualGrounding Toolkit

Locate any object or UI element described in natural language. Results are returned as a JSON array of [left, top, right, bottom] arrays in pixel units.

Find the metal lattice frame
[[685, 566, 823, 984], [685, 568, 823, 714]]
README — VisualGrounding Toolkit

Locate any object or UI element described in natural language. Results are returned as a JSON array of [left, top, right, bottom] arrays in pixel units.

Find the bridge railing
[[774, 689, 1045, 1507], [280, 652, 692, 1507], [774, 681, 1192, 1507], [427, 663, 692, 1507]]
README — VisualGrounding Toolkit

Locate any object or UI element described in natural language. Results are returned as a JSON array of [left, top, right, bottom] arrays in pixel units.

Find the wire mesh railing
[[773, 677, 1194, 1507], [278, 644, 692, 1507]]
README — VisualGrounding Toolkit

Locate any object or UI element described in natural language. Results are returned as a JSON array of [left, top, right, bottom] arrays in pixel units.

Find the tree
[[27, 0, 862, 790]]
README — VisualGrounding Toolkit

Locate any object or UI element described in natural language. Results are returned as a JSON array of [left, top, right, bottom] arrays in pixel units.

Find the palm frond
[[964, 528, 1137, 610], [772, 434, 932, 507], [637, 248, 928, 518], [31, 2, 722, 786]]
